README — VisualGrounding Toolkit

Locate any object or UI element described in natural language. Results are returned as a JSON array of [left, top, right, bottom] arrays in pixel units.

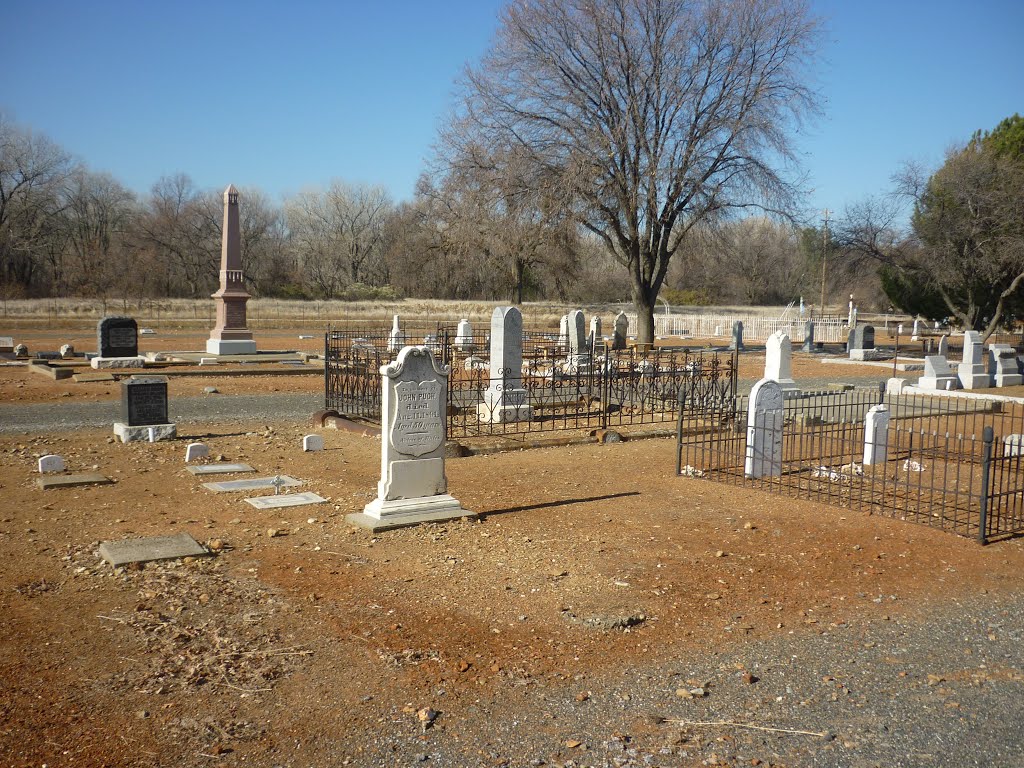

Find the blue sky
[[3, 0, 1022, 223]]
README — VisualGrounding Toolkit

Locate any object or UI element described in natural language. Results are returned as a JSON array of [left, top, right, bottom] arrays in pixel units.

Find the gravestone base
[[958, 365, 991, 389], [477, 389, 532, 424], [849, 349, 885, 361], [916, 375, 959, 392], [206, 338, 257, 355], [994, 372, 1024, 388], [91, 356, 146, 369], [775, 378, 802, 399], [348, 494, 476, 532], [113, 422, 177, 443]]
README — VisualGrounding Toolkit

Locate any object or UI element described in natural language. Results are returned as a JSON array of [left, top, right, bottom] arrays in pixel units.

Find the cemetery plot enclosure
[[325, 325, 737, 438], [676, 387, 1024, 543]]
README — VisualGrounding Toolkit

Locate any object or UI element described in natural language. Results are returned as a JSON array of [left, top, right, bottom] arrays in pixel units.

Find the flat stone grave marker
[[203, 475, 302, 493], [245, 491, 327, 509], [186, 463, 255, 476], [38, 454, 65, 473], [99, 532, 209, 567], [38, 472, 113, 490]]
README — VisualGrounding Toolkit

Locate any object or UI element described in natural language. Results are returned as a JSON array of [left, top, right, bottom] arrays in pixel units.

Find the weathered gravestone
[[589, 316, 602, 347], [478, 306, 531, 424], [114, 376, 176, 443], [184, 442, 209, 462], [567, 309, 588, 363], [801, 320, 815, 353], [302, 434, 324, 452], [94, 316, 143, 368], [185, 462, 255, 475], [848, 324, 878, 361], [917, 356, 959, 391], [558, 314, 569, 351], [13, 343, 27, 357], [612, 312, 629, 351], [99, 532, 209, 567], [937, 335, 949, 357], [989, 344, 1023, 387], [347, 346, 474, 531], [204, 475, 303, 493], [729, 321, 745, 352], [0, 336, 13, 353], [1003, 434, 1024, 458], [863, 404, 890, 466], [246, 491, 327, 509], [37, 454, 65, 473], [387, 315, 407, 353], [764, 331, 800, 397], [744, 379, 784, 479], [957, 331, 989, 389], [59, 344, 75, 359], [454, 319, 474, 352]]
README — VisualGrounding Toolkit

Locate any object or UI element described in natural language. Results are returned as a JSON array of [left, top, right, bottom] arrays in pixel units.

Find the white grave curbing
[[347, 346, 474, 531]]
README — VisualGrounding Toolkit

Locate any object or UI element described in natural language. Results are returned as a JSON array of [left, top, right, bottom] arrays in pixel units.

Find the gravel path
[[0, 392, 320, 433], [395, 592, 1024, 767]]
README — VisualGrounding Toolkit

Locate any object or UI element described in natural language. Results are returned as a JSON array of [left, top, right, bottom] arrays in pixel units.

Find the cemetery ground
[[4, 329, 1024, 766]]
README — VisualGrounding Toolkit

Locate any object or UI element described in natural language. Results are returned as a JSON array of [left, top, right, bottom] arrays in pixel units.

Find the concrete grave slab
[[99, 532, 209, 567], [73, 372, 116, 383], [37, 472, 113, 490], [203, 475, 302, 493], [186, 463, 255, 475], [244, 492, 327, 509]]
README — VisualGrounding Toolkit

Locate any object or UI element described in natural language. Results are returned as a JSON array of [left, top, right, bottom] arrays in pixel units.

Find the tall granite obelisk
[[207, 184, 256, 355]]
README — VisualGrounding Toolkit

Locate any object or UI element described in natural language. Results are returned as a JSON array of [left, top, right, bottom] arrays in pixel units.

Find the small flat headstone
[[73, 372, 116, 383], [37, 472, 112, 490], [37, 454, 65, 473], [98, 532, 209, 567], [184, 442, 209, 462], [203, 475, 302, 493], [185, 463, 255, 476], [244, 492, 328, 509], [302, 434, 324, 452], [199, 357, 219, 365]]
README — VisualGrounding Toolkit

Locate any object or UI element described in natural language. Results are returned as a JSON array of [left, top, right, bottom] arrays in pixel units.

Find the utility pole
[[819, 208, 832, 319]]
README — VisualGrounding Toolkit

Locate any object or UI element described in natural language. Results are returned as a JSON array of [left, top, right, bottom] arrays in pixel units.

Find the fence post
[[979, 425, 994, 545]]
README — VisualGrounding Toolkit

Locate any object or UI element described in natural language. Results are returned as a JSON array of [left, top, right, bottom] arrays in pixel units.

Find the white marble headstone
[[348, 346, 474, 530], [744, 379, 783, 479], [302, 434, 324, 452], [764, 331, 799, 397], [863, 405, 890, 466], [958, 331, 989, 389], [38, 454, 65, 474], [478, 307, 531, 423], [184, 442, 209, 462], [917, 355, 959, 391]]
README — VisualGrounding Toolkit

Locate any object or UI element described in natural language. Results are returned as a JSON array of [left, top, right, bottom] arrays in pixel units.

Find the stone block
[[113, 422, 177, 443]]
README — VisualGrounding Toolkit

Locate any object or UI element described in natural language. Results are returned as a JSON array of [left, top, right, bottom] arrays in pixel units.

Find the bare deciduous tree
[[451, 0, 821, 342]]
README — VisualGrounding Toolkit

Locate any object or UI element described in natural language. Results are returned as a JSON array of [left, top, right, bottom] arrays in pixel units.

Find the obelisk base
[[347, 494, 476, 532], [206, 338, 257, 355]]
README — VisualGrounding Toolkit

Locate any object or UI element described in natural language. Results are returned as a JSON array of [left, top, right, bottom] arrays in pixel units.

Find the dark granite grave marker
[[121, 376, 169, 426], [97, 316, 138, 358]]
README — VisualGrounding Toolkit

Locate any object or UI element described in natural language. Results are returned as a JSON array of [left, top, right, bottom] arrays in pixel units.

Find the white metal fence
[[626, 313, 851, 343]]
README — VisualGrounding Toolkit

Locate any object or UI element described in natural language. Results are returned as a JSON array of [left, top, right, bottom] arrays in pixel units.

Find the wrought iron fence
[[676, 386, 1024, 543], [325, 324, 737, 438]]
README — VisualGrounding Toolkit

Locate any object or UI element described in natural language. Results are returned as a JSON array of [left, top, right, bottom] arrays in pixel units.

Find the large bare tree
[[452, 0, 820, 342]]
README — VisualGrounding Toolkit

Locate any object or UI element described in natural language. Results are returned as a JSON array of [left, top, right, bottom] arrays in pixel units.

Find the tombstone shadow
[[480, 491, 641, 519]]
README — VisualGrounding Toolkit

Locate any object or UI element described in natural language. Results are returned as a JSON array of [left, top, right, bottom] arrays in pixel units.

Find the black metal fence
[[325, 324, 737, 438], [676, 386, 1024, 543]]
